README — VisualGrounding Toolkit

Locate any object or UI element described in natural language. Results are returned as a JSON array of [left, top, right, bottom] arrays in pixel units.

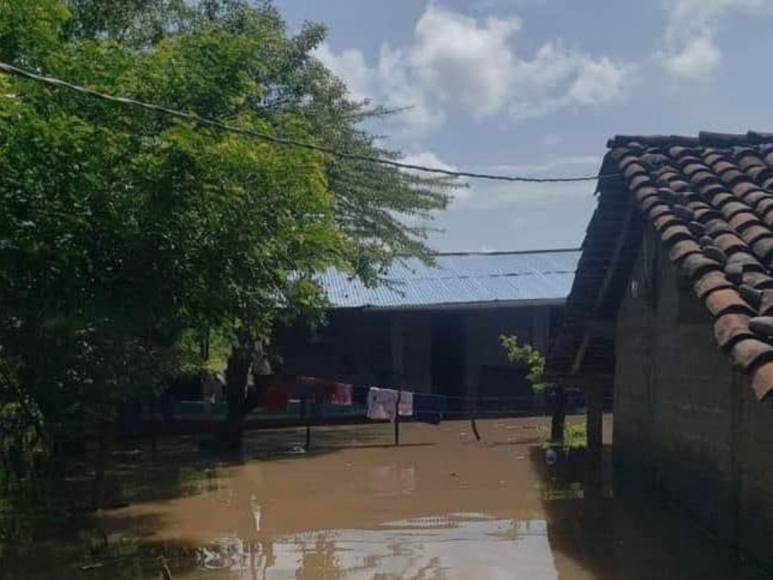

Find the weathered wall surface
[[276, 305, 556, 399], [614, 228, 773, 568]]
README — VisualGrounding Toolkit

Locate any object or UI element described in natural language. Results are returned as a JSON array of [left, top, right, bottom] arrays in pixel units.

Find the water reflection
[[0, 418, 769, 579], [186, 515, 557, 579]]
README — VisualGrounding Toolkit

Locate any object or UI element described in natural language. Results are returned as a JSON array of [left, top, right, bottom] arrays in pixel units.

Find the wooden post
[[586, 382, 603, 455], [394, 391, 401, 446], [304, 397, 311, 452], [551, 384, 566, 443], [470, 394, 481, 441]]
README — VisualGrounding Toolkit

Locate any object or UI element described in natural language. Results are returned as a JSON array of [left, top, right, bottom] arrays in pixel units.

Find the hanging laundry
[[367, 387, 399, 421], [324, 381, 353, 406], [398, 390, 414, 416], [263, 382, 290, 412]]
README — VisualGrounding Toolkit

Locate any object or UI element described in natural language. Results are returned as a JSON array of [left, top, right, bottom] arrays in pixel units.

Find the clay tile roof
[[550, 131, 773, 404]]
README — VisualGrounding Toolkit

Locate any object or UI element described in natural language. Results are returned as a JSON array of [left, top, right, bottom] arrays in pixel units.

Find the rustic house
[[275, 249, 579, 410], [548, 131, 773, 568]]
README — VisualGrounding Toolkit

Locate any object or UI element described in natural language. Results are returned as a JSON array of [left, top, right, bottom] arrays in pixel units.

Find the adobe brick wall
[[614, 228, 773, 568]]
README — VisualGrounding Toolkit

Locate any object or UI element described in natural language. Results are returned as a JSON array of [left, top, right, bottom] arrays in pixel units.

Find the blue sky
[[275, 0, 773, 252]]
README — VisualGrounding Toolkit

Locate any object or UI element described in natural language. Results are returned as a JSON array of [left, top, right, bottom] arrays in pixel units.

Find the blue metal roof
[[319, 249, 581, 309]]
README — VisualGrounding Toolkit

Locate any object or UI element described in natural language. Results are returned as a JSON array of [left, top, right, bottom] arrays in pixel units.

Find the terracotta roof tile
[[739, 224, 772, 246], [715, 233, 748, 255], [732, 182, 760, 197], [669, 180, 691, 192], [722, 201, 752, 220], [640, 196, 666, 214], [742, 271, 773, 290], [728, 212, 761, 231], [720, 169, 747, 186], [726, 251, 766, 273], [744, 190, 773, 208], [737, 155, 766, 171], [731, 338, 773, 371], [618, 155, 642, 169], [694, 271, 734, 299], [661, 224, 693, 245], [648, 205, 672, 221], [670, 240, 702, 263], [555, 133, 773, 407], [704, 289, 755, 317], [751, 237, 773, 263], [711, 192, 735, 207], [699, 182, 727, 197], [714, 313, 753, 349], [749, 316, 773, 338], [690, 170, 720, 188], [653, 213, 681, 232], [713, 160, 735, 174], [746, 165, 773, 183], [751, 362, 773, 400], [680, 253, 722, 279], [705, 220, 734, 236], [695, 207, 723, 222], [623, 163, 647, 180]]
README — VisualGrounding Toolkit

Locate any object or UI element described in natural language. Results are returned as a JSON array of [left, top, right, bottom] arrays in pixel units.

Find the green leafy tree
[[63, 0, 455, 276], [0, 0, 350, 458], [500, 335, 547, 391], [62, 0, 454, 446], [0, 0, 453, 456]]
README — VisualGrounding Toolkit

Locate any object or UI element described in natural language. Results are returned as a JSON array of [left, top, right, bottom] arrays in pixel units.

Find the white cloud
[[408, 8, 522, 117], [313, 43, 372, 101], [662, 37, 721, 79], [659, 0, 772, 80], [315, 5, 634, 134]]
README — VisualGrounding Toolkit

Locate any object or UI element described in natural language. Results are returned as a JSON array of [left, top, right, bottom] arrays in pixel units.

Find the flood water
[[1, 417, 769, 579]]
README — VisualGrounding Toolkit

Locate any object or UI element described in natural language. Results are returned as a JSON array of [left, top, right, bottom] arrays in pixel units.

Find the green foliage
[[0, 0, 351, 452], [0, 0, 452, 459], [62, 0, 455, 278], [500, 334, 547, 391]]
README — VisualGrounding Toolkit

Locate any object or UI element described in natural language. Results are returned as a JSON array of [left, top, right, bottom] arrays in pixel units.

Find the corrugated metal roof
[[320, 249, 581, 309]]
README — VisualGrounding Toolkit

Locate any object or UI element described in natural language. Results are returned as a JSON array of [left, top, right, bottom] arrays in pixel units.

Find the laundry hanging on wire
[[0, 61, 619, 185], [257, 375, 532, 422]]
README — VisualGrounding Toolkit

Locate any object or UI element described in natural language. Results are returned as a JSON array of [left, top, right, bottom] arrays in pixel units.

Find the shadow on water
[[2, 418, 772, 579], [0, 422, 439, 579], [530, 445, 770, 580], [0, 427, 347, 577]]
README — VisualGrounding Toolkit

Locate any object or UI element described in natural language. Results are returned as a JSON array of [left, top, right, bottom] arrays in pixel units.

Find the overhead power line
[[0, 61, 616, 184]]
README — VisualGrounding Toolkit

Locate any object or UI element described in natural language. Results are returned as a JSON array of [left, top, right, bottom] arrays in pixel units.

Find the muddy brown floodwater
[[1, 416, 770, 579]]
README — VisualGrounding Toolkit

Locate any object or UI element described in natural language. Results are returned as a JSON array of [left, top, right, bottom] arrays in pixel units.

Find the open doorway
[[430, 312, 466, 410]]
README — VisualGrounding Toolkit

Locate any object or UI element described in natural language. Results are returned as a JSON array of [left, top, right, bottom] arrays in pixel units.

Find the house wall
[[275, 304, 558, 402], [614, 228, 773, 568]]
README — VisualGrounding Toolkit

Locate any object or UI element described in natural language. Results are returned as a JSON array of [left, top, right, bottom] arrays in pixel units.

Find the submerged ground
[[0, 416, 768, 579]]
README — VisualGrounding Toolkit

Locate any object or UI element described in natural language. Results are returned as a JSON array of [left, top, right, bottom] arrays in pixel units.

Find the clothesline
[[297, 377, 539, 404]]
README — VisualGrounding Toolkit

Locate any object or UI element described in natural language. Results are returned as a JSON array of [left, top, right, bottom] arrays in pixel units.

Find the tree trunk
[[216, 336, 273, 450], [218, 342, 252, 450]]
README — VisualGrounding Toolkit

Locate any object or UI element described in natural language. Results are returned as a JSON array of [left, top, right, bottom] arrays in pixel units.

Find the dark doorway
[[430, 313, 465, 410]]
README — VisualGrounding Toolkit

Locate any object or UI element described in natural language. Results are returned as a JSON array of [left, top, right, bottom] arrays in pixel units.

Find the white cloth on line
[[367, 387, 399, 421], [398, 390, 413, 417]]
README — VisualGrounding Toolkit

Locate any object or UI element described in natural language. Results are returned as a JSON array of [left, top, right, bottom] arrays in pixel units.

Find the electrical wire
[[0, 61, 618, 184]]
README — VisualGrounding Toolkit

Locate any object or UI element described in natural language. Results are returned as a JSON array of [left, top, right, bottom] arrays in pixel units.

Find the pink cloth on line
[[325, 382, 353, 406]]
